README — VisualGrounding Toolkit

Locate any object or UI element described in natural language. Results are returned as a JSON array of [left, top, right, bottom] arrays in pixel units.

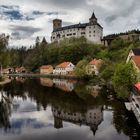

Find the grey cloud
[[0, 5, 66, 21], [105, 0, 140, 23], [48, 0, 86, 8], [10, 25, 42, 39]]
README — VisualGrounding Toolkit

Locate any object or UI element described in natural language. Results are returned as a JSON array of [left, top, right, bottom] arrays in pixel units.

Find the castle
[[51, 12, 103, 44]]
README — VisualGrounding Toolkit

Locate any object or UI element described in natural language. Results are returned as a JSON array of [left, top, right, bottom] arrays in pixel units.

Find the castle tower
[[89, 12, 97, 24], [53, 19, 62, 31]]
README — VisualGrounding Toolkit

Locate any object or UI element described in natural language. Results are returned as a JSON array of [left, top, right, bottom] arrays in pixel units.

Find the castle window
[[81, 32, 85, 35], [73, 33, 76, 35], [94, 30, 95, 33], [89, 26, 91, 29], [89, 31, 91, 33], [89, 35, 91, 37]]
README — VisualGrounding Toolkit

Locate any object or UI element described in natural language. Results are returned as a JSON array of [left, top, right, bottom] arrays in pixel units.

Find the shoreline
[[0, 79, 11, 85], [7, 73, 85, 80]]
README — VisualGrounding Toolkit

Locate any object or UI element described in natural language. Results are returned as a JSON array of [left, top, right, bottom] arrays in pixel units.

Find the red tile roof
[[56, 62, 71, 68], [132, 56, 140, 69], [134, 82, 140, 90], [40, 65, 52, 69], [89, 59, 103, 65]]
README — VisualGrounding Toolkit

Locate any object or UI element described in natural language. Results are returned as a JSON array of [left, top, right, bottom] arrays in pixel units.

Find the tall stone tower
[[53, 19, 62, 30], [89, 12, 97, 24]]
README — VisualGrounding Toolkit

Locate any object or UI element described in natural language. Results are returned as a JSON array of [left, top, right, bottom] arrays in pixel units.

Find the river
[[0, 77, 139, 140]]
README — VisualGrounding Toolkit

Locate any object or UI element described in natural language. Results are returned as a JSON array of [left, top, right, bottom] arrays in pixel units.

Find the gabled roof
[[40, 65, 52, 69], [132, 48, 140, 55], [132, 56, 140, 69], [89, 59, 103, 65], [56, 62, 72, 68]]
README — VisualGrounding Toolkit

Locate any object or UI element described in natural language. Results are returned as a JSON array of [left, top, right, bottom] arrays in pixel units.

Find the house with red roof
[[86, 59, 103, 75], [131, 56, 140, 73], [40, 65, 53, 74], [126, 48, 140, 62], [15, 67, 26, 73], [53, 62, 75, 75]]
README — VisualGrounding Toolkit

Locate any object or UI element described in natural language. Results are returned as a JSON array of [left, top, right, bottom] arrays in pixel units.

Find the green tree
[[74, 59, 88, 77], [110, 37, 124, 50], [112, 62, 138, 99]]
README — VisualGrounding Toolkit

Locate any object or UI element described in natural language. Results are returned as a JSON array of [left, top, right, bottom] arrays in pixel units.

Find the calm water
[[0, 77, 140, 140]]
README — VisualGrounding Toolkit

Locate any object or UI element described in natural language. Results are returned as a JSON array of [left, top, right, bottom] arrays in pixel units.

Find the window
[[89, 35, 91, 37], [89, 31, 91, 33], [136, 104, 139, 108], [81, 32, 85, 35]]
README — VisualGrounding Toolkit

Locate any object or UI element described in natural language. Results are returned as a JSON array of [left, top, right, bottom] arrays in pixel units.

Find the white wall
[[51, 24, 103, 44]]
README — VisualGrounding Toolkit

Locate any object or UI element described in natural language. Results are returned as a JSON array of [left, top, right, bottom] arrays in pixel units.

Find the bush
[[112, 62, 138, 99]]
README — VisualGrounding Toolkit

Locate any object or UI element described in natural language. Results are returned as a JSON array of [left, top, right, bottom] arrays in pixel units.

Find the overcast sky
[[0, 0, 140, 47]]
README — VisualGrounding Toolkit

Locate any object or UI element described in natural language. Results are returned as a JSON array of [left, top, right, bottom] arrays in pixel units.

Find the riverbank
[[8, 73, 86, 80], [0, 78, 11, 85]]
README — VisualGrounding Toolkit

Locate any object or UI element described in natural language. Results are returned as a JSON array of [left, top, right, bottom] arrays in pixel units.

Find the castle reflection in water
[[52, 105, 103, 135]]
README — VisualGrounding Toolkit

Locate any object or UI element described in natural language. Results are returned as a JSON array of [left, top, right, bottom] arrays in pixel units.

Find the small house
[[16, 67, 26, 73], [40, 65, 53, 74], [131, 56, 140, 73], [53, 62, 75, 75], [126, 48, 140, 62], [86, 59, 103, 76]]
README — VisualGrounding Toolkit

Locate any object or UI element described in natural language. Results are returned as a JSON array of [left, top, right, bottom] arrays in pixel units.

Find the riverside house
[[40, 65, 53, 74], [15, 67, 26, 73], [53, 62, 75, 75], [131, 56, 140, 74], [86, 59, 103, 76], [126, 48, 140, 62]]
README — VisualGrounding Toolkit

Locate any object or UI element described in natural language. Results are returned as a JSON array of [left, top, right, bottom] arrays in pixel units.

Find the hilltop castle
[[51, 12, 103, 44]]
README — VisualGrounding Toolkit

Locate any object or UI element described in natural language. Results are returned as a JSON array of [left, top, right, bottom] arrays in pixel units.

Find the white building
[[51, 12, 103, 44], [53, 62, 75, 75]]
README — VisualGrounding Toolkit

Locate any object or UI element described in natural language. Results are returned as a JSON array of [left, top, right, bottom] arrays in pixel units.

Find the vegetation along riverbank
[[1, 30, 140, 99]]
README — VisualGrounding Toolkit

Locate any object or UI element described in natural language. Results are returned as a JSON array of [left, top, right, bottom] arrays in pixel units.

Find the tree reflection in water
[[0, 90, 11, 130]]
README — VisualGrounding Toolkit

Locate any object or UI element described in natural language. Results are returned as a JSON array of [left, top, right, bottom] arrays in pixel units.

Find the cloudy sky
[[0, 0, 140, 47]]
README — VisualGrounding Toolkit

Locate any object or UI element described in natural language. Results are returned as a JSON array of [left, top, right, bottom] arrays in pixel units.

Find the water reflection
[[52, 105, 103, 135], [0, 77, 139, 140], [40, 78, 75, 92]]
